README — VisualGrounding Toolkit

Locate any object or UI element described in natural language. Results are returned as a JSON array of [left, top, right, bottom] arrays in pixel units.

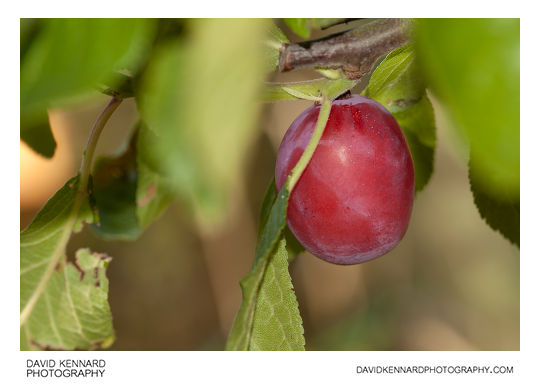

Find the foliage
[[415, 18, 519, 244], [20, 18, 519, 351], [20, 19, 154, 157]]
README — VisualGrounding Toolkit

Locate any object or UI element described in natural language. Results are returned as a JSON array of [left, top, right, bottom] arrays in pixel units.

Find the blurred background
[[20, 19, 519, 351]]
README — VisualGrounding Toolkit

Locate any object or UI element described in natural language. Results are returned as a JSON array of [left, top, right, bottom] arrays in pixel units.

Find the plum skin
[[275, 94, 414, 265]]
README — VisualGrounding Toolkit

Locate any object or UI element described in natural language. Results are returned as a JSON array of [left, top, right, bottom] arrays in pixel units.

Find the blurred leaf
[[20, 109, 56, 158], [20, 18, 42, 60], [227, 184, 291, 350], [249, 239, 305, 350], [20, 176, 114, 350], [138, 19, 268, 225], [393, 96, 436, 193], [263, 23, 289, 72], [21, 249, 114, 350], [263, 77, 357, 103], [136, 123, 175, 230], [310, 299, 395, 350], [284, 18, 311, 39], [366, 45, 436, 192], [21, 18, 155, 154], [469, 154, 520, 247], [91, 123, 175, 240], [91, 133, 140, 241], [311, 19, 348, 30], [227, 238, 304, 350], [97, 71, 136, 99], [415, 19, 519, 198], [284, 18, 350, 39]]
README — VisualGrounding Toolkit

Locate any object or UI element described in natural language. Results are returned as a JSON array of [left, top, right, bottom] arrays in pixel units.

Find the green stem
[[287, 97, 332, 192]]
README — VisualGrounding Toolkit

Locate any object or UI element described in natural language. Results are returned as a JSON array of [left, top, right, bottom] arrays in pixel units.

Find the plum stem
[[287, 97, 332, 192]]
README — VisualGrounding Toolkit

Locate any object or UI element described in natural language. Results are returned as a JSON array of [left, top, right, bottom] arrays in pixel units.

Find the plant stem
[[287, 97, 332, 192], [79, 97, 122, 195]]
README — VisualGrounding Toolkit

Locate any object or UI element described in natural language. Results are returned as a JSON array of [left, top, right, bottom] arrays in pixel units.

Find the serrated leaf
[[415, 19, 519, 198], [226, 184, 291, 350], [138, 19, 268, 225], [366, 45, 436, 193], [21, 249, 114, 350], [249, 239, 305, 350], [20, 18, 155, 154], [469, 154, 519, 247], [284, 18, 311, 39], [227, 238, 304, 351], [20, 176, 114, 350]]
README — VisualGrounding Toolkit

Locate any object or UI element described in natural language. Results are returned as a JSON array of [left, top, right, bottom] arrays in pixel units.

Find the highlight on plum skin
[[275, 94, 415, 265]]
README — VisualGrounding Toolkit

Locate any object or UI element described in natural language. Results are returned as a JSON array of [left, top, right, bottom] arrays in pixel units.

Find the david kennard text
[[27, 359, 106, 378]]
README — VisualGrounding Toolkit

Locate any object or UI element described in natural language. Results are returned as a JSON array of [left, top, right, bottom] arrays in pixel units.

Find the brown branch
[[279, 18, 412, 80]]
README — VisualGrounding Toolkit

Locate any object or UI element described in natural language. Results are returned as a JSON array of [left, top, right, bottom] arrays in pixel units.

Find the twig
[[279, 19, 411, 80]]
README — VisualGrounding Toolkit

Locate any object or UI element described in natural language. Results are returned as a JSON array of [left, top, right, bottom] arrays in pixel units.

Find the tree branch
[[279, 18, 411, 80]]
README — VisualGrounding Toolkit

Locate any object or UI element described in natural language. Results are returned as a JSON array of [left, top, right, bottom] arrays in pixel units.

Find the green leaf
[[21, 18, 155, 154], [393, 95, 436, 193], [90, 123, 175, 240], [249, 239, 305, 350], [136, 123, 175, 230], [21, 249, 114, 350], [257, 179, 278, 240], [138, 19, 268, 225], [311, 19, 348, 30], [469, 154, 520, 247], [415, 19, 519, 198], [365, 44, 424, 114], [20, 109, 56, 158], [226, 184, 291, 350], [263, 23, 289, 72], [254, 184, 290, 266], [263, 79, 328, 102], [284, 18, 311, 39], [263, 77, 357, 103], [284, 226, 305, 262], [91, 133, 140, 241], [20, 176, 114, 349], [227, 238, 304, 351], [366, 45, 436, 193]]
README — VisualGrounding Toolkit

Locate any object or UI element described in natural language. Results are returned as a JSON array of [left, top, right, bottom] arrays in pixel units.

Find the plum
[[275, 94, 414, 265]]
